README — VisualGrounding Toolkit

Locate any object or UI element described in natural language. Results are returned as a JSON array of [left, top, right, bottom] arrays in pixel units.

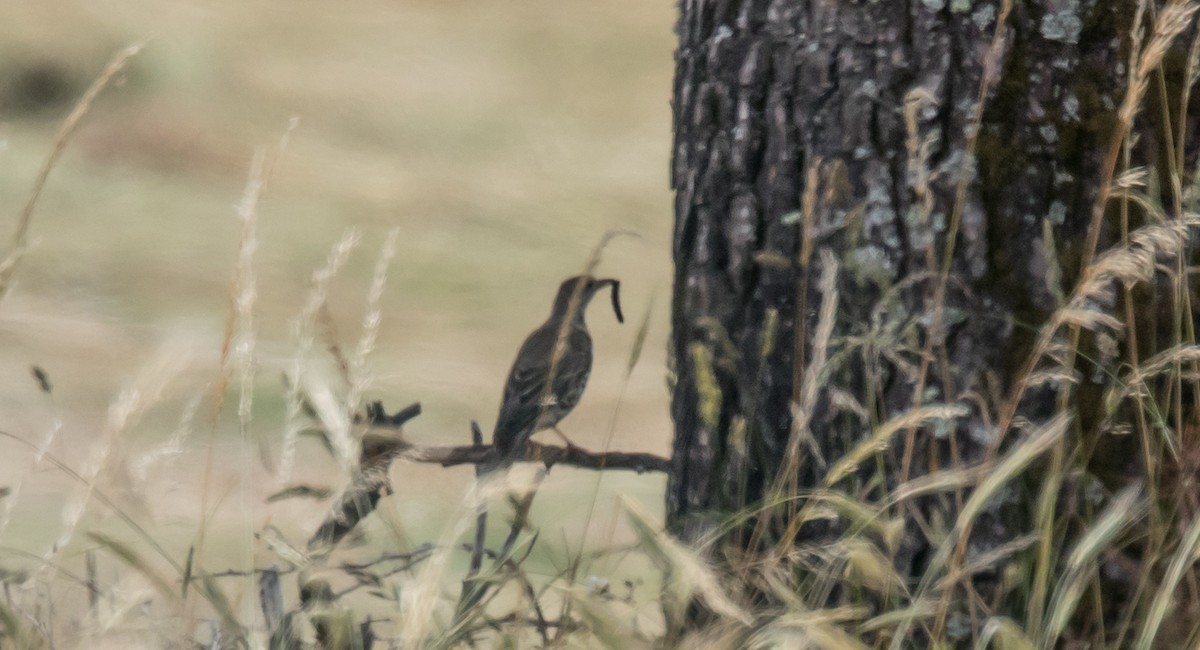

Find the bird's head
[[553, 275, 624, 324]]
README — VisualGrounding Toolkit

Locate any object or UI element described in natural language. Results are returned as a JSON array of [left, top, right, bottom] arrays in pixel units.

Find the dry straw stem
[[933, 533, 1039, 595], [887, 463, 990, 507], [822, 404, 967, 488], [765, 490, 904, 556], [1083, 0, 1196, 271], [748, 608, 872, 650], [890, 414, 1070, 650], [859, 599, 938, 636], [1135, 505, 1200, 649], [231, 150, 266, 629], [1040, 485, 1145, 645], [756, 247, 838, 550], [793, 160, 821, 402], [0, 43, 144, 302], [0, 419, 64, 537], [1109, 345, 1200, 412], [897, 0, 1014, 488], [941, 214, 1200, 631], [572, 291, 657, 598], [623, 498, 752, 628], [193, 121, 295, 636], [46, 344, 189, 568], [346, 227, 400, 412], [278, 227, 362, 481], [793, 249, 840, 464], [839, 538, 905, 599], [533, 228, 636, 455], [976, 617, 1034, 650]]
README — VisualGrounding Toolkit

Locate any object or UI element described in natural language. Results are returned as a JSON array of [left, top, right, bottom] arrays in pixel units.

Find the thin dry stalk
[[44, 345, 188, 571], [574, 294, 657, 582], [1040, 486, 1145, 645], [278, 228, 362, 481], [0, 418, 63, 537], [624, 498, 752, 629], [192, 119, 295, 634], [793, 160, 822, 405], [891, 414, 1070, 649], [900, 0, 1015, 494], [131, 390, 204, 486], [231, 146, 268, 627], [532, 229, 635, 461], [823, 405, 967, 488], [0, 43, 144, 302], [782, 250, 838, 523], [346, 227, 400, 412], [1135, 508, 1200, 649], [193, 149, 266, 631]]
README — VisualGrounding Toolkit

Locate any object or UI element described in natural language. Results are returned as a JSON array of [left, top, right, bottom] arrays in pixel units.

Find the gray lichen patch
[[1048, 200, 1067, 226], [846, 245, 897, 289], [1040, 0, 1083, 44], [972, 4, 996, 30]]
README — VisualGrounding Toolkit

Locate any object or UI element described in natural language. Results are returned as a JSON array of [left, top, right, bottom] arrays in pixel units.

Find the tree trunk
[[668, 0, 1197, 637]]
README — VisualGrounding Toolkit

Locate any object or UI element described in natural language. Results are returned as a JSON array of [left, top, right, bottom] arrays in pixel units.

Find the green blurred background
[[0, 0, 676, 593]]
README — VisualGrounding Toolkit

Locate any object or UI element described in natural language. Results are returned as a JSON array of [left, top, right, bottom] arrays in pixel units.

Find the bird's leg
[[551, 426, 581, 451]]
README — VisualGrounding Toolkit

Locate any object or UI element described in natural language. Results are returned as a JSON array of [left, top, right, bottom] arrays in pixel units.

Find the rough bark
[[668, 0, 1182, 606]]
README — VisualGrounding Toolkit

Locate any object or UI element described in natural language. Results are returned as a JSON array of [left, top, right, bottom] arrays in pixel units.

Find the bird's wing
[[492, 326, 558, 451], [548, 329, 592, 413]]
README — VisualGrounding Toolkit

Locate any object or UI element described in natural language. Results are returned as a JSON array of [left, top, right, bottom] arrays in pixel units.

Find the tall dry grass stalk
[[345, 227, 400, 413], [230, 145, 267, 631], [934, 3, 1200, 632], [891, 414, 1071, 648], [278, 227, 362, 481], [0, 418, 63, 538], [191, 119, 296, 639], [40, 340, 190, 619], [753, 246, 838, 550], [895, 0, 1015, 496], [11, 3, 1200, 647], [0, 43, 143, 303], [131, 391, 204, 488]]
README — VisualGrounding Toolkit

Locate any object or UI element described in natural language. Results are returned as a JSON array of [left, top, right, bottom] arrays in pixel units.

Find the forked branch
[[304, 401, 668, 550]]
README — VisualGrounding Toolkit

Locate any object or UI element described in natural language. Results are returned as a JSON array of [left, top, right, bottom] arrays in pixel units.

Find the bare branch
[[302, 400, 669, 551], [399, 440, 670, 474]]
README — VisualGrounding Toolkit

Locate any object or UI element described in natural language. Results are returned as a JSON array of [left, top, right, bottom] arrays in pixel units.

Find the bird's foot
[[551, 427, 582, 453]]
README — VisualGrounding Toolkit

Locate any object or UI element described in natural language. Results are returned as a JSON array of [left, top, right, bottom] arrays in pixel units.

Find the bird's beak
[[596, 278, 623, 323]]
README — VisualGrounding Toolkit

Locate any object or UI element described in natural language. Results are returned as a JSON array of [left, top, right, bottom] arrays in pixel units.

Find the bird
[[487, 274, 623, 469]]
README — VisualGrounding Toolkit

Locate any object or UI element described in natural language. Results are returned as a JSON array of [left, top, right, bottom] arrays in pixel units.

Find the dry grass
[[0, 0, 673, 646], [6, 0, 1200, 648]]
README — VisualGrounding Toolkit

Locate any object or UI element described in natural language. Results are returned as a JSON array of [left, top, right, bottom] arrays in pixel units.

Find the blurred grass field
[[0, 0, 677, 614]]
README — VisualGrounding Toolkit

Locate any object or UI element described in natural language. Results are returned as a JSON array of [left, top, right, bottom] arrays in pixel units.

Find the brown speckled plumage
[[490, 275, 621, 467]]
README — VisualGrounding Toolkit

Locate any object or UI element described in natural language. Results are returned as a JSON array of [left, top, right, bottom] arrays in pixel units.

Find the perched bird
[[488, 275, 623, 468]]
